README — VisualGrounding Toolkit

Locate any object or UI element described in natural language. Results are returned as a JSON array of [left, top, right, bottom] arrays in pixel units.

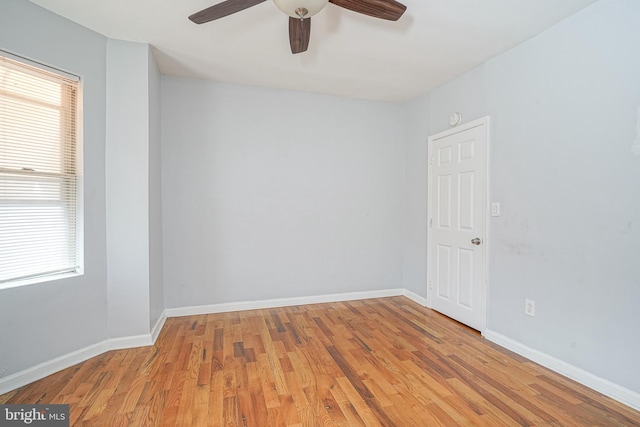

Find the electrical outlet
[[525, 299, 535, 317]]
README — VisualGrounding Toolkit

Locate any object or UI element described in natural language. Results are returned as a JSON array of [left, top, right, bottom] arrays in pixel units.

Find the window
[[0, 52, 82, 287]]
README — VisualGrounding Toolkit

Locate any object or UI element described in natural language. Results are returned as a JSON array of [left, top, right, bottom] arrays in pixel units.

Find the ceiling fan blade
[[189, 0, 267, 24], [329, 0, 406, 21], [289, 17, 311, 54]]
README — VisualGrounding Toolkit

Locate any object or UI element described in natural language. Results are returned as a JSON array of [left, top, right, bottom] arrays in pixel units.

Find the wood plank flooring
[[1, 297, 639, 426]]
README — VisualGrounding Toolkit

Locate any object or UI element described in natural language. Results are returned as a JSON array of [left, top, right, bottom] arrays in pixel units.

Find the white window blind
[[0, 53, 81, 286]]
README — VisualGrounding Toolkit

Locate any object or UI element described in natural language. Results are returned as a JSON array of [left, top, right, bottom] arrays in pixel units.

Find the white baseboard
[[0, 340, 110, 396], [484, 329, 640, 411], [0, 312, 169, 396], [165, 288, 405, 318], [108, 334, 153, 351], [151, 311, 167, 343], [402, 289, 428, 306]]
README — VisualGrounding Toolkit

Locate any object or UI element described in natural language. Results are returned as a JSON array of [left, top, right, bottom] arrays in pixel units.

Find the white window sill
[[0, 271, 84, 291]]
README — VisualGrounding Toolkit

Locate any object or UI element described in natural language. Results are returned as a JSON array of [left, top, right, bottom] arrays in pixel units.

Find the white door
[[428, 117, 488, 331]]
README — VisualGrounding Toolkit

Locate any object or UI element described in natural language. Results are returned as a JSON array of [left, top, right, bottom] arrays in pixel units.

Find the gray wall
[[149, 48, 165, 330], [404, 0, 640, 394], [106, 40, 165, 339], [105, 40, 151, 338], [161, 77, 406, 308], [0, 0, 108, 375]]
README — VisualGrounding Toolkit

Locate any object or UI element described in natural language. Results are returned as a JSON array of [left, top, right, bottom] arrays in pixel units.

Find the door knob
[[471, 237, 481, 245]]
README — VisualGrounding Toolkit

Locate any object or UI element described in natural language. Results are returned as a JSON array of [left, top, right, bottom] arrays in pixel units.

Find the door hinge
[[429, 218, 433, 227], [429, 156, 434, 166], [429, 281, 433, 290]]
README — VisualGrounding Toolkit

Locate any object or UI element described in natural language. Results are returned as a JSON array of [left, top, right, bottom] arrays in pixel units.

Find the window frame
[[0, 50, 83, 289]]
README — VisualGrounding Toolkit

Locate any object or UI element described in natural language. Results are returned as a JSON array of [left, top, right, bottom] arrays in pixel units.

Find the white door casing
[[427, 117, 489, 332]]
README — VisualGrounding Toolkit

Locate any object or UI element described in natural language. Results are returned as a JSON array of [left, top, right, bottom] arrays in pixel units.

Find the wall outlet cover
[[525, 299, 535, 317]]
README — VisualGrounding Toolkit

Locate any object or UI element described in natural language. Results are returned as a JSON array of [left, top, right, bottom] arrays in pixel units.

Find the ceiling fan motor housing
[[273, 0, 329, 18]]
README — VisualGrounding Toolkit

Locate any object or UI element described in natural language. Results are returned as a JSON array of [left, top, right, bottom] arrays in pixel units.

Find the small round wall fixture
[[449, 112, 462, 127]]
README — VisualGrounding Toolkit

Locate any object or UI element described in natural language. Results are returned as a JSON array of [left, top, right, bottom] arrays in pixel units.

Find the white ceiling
[[29, 0, 597, 102]]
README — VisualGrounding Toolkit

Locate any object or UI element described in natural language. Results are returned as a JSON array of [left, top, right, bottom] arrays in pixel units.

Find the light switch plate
[[491, 202, 500, 217]]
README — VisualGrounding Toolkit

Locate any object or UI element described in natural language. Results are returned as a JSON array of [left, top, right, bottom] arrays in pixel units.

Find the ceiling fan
[[189, 0, 407, 54]]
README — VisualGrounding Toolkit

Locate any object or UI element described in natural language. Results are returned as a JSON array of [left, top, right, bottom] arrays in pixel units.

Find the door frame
[[426, 116, 490, 333]]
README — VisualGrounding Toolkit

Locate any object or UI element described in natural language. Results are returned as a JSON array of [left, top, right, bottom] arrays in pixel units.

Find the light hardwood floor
[[1, 296, 639, 426]]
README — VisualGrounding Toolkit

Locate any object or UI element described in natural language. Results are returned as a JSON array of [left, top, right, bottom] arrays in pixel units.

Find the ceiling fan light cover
[[273, 0, 328, 18]]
